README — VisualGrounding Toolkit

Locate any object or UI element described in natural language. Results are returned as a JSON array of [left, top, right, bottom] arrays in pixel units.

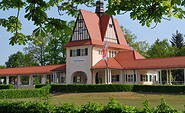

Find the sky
[[0, 2, 185, 65]]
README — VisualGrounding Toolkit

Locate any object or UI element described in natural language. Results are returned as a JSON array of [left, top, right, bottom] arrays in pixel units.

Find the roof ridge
[[113, 57, 124, 69], [80, 9, 96, 15], [0, 64, 66, 69]]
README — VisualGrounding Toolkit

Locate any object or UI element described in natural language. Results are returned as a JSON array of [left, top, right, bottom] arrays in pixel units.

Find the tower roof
[[65, 9, 131, 50]]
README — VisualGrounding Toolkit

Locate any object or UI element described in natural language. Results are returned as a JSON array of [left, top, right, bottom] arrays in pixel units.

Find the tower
[[95, 0, 104, 17]]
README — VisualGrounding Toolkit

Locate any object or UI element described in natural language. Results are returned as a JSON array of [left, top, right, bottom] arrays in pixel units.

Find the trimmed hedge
[[35, 84, 185, 93], [133, 85, 185, 93], [0, 85, 50, 99], [0, 84, 14, 89], [35, 84, 134, 93], [0, 98, 181, 113]]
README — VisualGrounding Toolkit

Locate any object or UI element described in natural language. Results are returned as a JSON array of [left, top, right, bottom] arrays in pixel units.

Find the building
[[0, 0, 185, 88]]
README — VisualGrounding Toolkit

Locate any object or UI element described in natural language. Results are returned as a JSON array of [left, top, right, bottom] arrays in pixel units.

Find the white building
[[0, 1, 185, 87]]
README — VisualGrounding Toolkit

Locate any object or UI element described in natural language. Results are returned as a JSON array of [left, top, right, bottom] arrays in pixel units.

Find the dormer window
[[109, 24, 113, 28], [78, 27, 83, 34], [78, 19, 83, 23]]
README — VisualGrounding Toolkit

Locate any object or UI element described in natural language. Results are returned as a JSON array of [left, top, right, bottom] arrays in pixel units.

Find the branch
[[162, 16, 171, 21], [118, 11, 128, 15], [151, 22, 158, 29], [16, 1, 20, 35]]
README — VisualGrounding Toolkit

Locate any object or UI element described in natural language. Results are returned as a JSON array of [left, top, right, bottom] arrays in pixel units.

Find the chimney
[[95, 0, 104, 17]]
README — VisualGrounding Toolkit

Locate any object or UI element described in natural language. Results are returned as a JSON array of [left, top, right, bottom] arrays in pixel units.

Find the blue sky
[[0, 3, 185, 65]]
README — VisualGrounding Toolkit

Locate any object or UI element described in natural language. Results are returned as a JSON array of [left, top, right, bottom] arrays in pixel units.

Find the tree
[[0, 65, 5, 68], [1, 0, 185, 45], [107, 0, 185, 27], [45, 20, 74, 64], [122, 26, 149, 57], [170, 30, 185, 83], [170, 30, 184, 56], [24, 20, 74, 65], [147, 39, 175, 58], [5, 51, 38, 68], [24, 35, 49, 66]]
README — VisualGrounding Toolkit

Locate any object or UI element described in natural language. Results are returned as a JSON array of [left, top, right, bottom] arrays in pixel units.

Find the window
[[78, 19, 83, 23], [109, 24, 113, 28], [70, 50, 72, 57], [128, 75, 133, 82], [70, 48, 88, 57], [78, 27, 83, 34], [73, 76, 81, 83], [81, 49, 86, 56], [85, 48, 88, 55], [77, 49, 81, 56], [72, 50, 77, 57], [112, 75, 119, 82], [140, 74, 148, 82], [98, 50, 102, 55], [61, 75, 66, 83]]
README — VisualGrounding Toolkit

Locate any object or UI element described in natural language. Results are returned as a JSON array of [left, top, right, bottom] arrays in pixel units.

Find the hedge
[[0, 85, 50, 99], [0, 84, 14, 89], [35, 84, 185, 93], [35, 84, 134, 93], [0, 98, 181, 113]]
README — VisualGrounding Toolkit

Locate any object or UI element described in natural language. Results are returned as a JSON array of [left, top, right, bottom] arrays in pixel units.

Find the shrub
[[0, 85, 50, 99], [132, 85, 185, 93], [0, 84, 14, 89], [0, 98, 181, 113], [35, 84, 134, 93], [35, 84, 185, 94]]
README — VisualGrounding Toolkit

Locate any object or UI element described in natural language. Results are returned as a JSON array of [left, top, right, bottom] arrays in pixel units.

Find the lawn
[[1, 92, 185, 112]]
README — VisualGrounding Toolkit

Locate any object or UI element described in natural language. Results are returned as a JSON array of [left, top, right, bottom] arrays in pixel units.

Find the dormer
[[71, 13, 90, 41]]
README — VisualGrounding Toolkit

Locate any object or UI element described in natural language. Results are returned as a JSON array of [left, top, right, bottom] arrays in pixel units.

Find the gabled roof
[[65, 9, 131, 50], [92, 58, 122, 69], [93, 50, 185, 70], [0, 64, 66, 76], [115, 50, 185, 69]]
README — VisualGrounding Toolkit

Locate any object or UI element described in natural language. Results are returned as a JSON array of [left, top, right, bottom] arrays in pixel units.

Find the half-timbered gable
[[104, 17, 118, 44], [71, 13, 90, 41]]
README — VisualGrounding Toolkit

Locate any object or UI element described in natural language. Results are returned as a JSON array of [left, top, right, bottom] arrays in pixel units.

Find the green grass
[[1, 92, 185, 112]]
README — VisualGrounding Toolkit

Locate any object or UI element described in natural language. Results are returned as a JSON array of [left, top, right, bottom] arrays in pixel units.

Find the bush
[[0, 98, 180, 113], [132, 85, 185, 93], [0, 84, 14, 89], [0, 85, 50, 99], [35, 84, 134, 93], [35, 84, 185, 94]]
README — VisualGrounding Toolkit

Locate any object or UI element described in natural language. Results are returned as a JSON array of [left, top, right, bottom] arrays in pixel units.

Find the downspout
[[91, 45, 95, 84]]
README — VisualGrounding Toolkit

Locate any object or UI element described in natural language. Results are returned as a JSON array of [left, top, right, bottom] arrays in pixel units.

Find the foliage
[[23, 20, 74, 65], [121, 26, 149, 57], [0, 0, 94, 45], [5, 51, 38, 68], [1, 0, 185, 45], [107, 0, 185, 28], [170, 30, 184, 49], [153, 98, 179, 113], [0, 85, 50, 99], [35, 84, 185, 94], [147, 39, 176, 58], [0, 98, 181, 113], [0, 84, 14, 89], [79, 102, 103, 113], [0, 65, 6, 68]]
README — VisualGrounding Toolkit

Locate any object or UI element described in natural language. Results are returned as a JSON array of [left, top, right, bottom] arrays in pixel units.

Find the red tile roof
[[93, 50, 185, 70], [113, 19, 128, 46], [92, 58, 122, 69], [115, 50, 185, 69], [0, 64, 66, 76], [65, 9, 131, 50]]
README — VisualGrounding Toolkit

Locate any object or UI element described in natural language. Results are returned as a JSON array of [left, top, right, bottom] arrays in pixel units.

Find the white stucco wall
[[66, 45, 93, 84]]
